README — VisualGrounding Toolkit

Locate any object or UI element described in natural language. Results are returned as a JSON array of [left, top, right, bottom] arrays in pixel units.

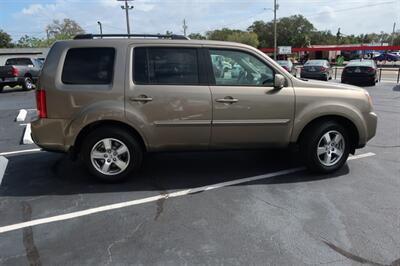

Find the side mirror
[[274, 74, 285, 89]]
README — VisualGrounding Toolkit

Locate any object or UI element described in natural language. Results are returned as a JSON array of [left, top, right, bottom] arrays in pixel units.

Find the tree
[[226, 32, 259, 47], [249, 15, 315, 48], [205, 28, 259, 47], [0, 29, 13, 48], [188, 33, 206, 40], [206, 28, 241, 41], [16, 35, 44, 48], [46, 18, 85, 39]]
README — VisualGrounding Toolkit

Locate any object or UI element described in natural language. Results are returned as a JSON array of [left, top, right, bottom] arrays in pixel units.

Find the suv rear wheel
[[301, 121, 350, 173], [81, 127, 143, 182]]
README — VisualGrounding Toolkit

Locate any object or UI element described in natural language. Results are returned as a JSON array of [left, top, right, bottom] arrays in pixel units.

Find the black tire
[[81, 126, 143, 182], [300, 121, 350, 174], [22, 77, 34, 90]]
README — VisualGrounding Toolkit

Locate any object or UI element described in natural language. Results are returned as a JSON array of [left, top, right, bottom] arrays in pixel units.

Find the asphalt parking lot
[[0, 81, 399, 265]]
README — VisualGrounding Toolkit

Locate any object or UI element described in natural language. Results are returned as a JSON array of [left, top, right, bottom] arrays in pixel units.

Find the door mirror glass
[[274, 74, 285, 89]]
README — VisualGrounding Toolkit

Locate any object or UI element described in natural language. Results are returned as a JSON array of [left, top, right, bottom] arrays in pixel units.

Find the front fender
[[291, 101, 368, 145]]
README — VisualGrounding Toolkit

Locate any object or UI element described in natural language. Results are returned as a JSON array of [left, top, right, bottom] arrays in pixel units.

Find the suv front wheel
[[81, 127, 143, 182], [301, 121, 350, 173]]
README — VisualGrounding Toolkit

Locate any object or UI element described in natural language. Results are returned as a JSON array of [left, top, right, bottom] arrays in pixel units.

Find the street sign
[[278, 46, 292, 54]]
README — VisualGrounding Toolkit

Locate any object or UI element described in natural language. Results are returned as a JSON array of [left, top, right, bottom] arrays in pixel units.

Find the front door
[[207, 48, 295, 149], [126, 46, 212, 151]]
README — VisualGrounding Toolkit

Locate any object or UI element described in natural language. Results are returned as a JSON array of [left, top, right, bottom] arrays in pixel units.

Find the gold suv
[[31, 34, 377, 182]]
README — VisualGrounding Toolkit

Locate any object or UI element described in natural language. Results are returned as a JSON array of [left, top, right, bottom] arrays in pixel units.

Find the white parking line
[[0, 152, 376, 234], [348, 152, 376, 160], [0, 148, 42, 156], [0, 156, 8, 186], [16, 109, 27, 122], [22, 123, 34, 145]]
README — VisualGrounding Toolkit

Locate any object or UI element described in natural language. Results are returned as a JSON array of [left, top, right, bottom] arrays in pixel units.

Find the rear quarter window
[[133, 47, 200, 85], [62, 47, 115, 85]]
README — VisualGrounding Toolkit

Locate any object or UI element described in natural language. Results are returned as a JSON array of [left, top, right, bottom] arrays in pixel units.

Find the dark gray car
[[300, 59, 333, 81]]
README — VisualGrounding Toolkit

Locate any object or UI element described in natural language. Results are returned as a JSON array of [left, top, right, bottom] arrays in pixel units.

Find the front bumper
[[365, 111, 377, 143]]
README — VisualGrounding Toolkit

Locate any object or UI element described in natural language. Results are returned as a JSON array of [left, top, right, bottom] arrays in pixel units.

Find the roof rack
[[73, 34, 190, 40]]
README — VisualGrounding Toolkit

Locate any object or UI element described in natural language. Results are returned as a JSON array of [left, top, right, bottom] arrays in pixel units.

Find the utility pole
[[183, 19, 188, 37], [118, 0, 134, 35], [392, 22, 396, 46], [97, 21, 103, 38], [273, 0, 278, 60], [46, 29, 49, 40]]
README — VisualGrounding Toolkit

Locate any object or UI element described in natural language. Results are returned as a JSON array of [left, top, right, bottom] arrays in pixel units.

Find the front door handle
[[130, 95, 153, 103], [216, 97, 238, 104]]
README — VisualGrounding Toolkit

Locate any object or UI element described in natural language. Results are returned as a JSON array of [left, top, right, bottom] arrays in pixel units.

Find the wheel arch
[[296, 115, 360, 154], [72, 120, 148, 157]]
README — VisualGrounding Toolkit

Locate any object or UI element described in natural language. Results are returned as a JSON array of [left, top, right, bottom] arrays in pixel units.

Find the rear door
[[126, 45, 212, 151], [206, 47, 295, 149]]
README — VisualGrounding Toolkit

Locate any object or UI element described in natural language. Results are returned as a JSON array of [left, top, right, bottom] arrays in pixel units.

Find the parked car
[[31, 34, 377, 182], [276, 59, 297, 76], [373, 53, 400, 62], [341, 59, 378, 86], [300, 60, 333, 81], [0, 57, 43, 92]]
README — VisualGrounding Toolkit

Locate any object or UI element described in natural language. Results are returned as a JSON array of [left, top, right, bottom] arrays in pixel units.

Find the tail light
[[36, 89, 47, 118], [282, 66, 289, 71], [11, 66, 19, 77], [319, 66, 327, 71], [366, 67, 375, 73]]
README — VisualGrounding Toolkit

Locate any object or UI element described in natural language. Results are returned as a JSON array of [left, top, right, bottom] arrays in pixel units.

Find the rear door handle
[[130, 95, 153, 103], [216, 97, 238, 104]]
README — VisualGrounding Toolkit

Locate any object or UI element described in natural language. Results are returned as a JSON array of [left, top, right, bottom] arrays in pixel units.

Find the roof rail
[[73, 34, 190, 40]]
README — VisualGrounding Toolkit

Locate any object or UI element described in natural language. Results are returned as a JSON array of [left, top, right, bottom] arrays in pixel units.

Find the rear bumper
[[31, 118, 69, 153], [0, 77, 20, 85], [342, 74, 376, 83], [300, 72, 327, 79]]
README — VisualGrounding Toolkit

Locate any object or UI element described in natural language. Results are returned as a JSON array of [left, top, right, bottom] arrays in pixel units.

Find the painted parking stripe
[[22, 123, 34, 145], [0, 156, 8, 186], [0, 152, 376, 234], [16, 109, 27, 122], [0, 148, 42, 156], [348, 152, 376, 160]]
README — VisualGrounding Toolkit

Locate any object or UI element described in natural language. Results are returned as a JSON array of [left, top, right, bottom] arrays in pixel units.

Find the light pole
[[118, 0, 134, 35], [97, 21, 103, 38], [273, 0, 278, 60]]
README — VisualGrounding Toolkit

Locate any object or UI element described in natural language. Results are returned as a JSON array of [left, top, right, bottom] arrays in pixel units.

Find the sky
[[0, 0, 399, 42]]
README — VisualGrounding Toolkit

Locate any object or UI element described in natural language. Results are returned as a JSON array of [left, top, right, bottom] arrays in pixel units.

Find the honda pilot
[[31, 34, 377, 182]]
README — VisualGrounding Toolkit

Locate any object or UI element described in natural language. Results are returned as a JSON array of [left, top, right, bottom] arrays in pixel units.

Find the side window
[[209, 49, 274, 86], [134, 47, 199, 85], [5, 58, 16, 65], [62, 48, 115, 85]]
